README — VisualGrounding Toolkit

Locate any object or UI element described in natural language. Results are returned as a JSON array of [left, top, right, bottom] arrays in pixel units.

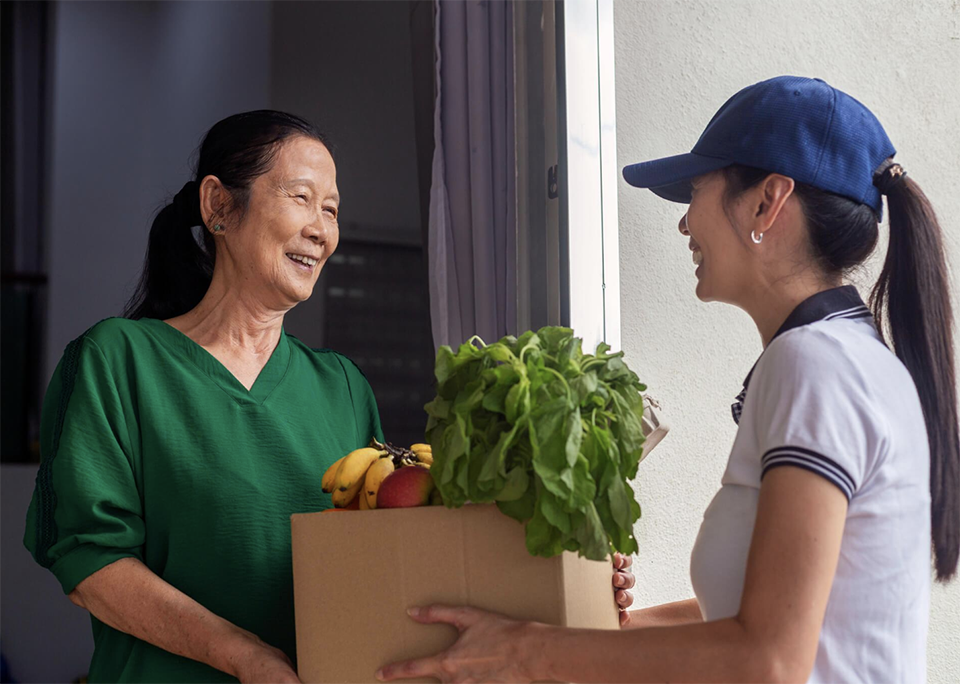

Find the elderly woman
[[24, 110, 635, 683], [23, 111, 383, 682]]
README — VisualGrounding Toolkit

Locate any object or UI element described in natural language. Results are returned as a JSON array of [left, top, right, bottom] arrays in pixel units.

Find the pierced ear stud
[[212, 224, 224, 233], [751, 230, 763, 244]]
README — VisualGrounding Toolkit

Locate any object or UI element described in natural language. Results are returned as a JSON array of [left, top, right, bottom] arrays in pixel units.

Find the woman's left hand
[[376, 605, 541, 683]]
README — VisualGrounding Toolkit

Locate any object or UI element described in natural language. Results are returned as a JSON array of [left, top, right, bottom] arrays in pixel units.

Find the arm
[[379, 465, 847, 684], [69, 558, 298, 683], [532, 466, 846, 683], [622, 598, 703, 629]]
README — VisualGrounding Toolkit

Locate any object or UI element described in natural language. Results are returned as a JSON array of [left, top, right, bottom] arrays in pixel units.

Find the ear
[[750, 173, 796, 236], [198, 174, 229, 231]]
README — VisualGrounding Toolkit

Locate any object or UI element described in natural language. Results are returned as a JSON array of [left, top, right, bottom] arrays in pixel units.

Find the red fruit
[[377, 466, 436, 508]]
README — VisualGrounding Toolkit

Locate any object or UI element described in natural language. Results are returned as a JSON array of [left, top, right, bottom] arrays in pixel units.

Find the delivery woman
[[377, 76, 959, 683], [24, 111, 382, 682]]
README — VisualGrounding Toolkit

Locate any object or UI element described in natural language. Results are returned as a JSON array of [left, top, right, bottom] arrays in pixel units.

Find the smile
[[286, 253, 319, 270], [693, 250, 703, 267]]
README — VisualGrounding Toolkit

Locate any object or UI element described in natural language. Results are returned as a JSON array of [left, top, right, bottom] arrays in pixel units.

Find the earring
[[212, 224, 224, 233], [751, 230, 763, 244]]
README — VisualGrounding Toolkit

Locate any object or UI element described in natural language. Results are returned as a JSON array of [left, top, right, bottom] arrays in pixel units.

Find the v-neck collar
[[731, 286, 873, 424], [142, 318, 292, 406]]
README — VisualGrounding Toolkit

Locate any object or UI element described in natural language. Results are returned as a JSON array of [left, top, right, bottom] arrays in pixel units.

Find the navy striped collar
[[731, 286, 872, 424]]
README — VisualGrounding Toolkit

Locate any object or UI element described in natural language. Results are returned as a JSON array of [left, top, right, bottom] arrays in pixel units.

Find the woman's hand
[[613, 552, 636, 626], [231, 638, 301, 684], [376, 605, 542, 683]]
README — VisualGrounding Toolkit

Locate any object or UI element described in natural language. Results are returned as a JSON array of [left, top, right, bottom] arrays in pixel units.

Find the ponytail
[[123, 181, 214, 320], [724, 161, 960, 582], [870, 161, 959, 582], [122, 110, 329, 321]]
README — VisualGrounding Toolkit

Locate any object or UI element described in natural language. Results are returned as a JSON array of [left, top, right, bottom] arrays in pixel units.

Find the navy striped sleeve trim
[[760, 446, 857, 501]]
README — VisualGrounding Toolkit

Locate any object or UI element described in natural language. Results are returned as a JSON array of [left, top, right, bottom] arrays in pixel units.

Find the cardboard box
[[291, 504, 620, 683]]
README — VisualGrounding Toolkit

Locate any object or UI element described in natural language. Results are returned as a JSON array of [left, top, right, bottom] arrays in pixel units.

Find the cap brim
[[622, 153, 732, 203]]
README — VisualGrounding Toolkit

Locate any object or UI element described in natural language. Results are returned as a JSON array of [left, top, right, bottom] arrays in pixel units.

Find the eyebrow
[[287, 178, 339, 203]]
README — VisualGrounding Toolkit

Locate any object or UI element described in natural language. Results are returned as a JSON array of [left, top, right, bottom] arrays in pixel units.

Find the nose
[[678, 212, 690, 236], [303, 218, 328, 244]]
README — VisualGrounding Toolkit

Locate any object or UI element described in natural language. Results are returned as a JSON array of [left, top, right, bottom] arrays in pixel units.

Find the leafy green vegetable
[[424, 327, 647, 560]]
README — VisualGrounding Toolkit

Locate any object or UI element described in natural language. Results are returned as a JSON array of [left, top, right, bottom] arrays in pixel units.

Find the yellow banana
[[321, 456, 346, 493], [410, 444, 433, 465], [358, 490, 371, 510], [363, 457, 396, 509], [333, 447, 386, 506]]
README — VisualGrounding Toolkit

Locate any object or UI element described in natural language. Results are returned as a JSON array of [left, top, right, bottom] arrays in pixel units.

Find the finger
[[377, 657, 440, 682], [613, 552, 624, 569], [615, 589, 634, 608], [619, 554, 633, 569], [613, 571, 636, 590], [619, 609, 633, 628], [407, 605, 481, 631]]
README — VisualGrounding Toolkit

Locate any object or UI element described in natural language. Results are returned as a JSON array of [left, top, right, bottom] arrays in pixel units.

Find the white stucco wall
[[613, 1, 960, 680]]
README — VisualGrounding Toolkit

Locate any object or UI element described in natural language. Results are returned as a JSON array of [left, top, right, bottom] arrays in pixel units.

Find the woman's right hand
[[232, 639, 301, 683]]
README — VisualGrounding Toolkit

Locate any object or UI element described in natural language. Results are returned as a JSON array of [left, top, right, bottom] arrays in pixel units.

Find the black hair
[[122, 110, 329, 321], [722, 164, 959, 582]]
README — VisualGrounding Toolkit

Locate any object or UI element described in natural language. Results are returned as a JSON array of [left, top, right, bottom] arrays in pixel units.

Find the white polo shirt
[[689, 286, 931, 684]]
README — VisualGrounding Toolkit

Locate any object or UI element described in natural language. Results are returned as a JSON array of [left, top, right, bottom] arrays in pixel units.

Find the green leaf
[[453, 379, 486, 415], [540, 490, 572, 533], [564, 408, 583, 468], [567, 455, 597, 511], [574, 503, 610, 561], [497, 465, 530, 502], [526, 494, 565, 557], [434, 346, 457, 385], [535, 326, 570, 350], [485, 343, 517, 363], [505, 378, 531, 424], [570, 371, 599, 406], [497, 484, 536, 520]]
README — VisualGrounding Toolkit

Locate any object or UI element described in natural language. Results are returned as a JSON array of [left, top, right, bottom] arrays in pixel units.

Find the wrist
[[211, 623, 265, 678], [518, 621, 561, 682]]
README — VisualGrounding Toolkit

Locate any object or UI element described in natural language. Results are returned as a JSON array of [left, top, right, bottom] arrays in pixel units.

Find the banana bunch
[[321, 438, 433, 510]]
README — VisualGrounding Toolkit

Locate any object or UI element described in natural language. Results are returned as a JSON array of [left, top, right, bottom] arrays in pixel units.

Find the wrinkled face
[[679, 172, 755, 304], [223, 136, 340, 309]]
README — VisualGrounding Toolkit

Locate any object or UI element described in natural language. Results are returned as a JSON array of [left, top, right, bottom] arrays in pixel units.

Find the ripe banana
[[333, 447, 386, 507], [363, 457, 396, 509], [358, 490, 371, 510], [410, 443, 433, 465], [321, 456, 347, 494]]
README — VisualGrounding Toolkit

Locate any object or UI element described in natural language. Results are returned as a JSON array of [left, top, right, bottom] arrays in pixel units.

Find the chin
[[694, 278, 714, 302]]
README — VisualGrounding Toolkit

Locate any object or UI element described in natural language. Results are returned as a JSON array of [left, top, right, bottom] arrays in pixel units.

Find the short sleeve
[[334, 354, 385, 447], [750, 328, 884, 501], [24, 333, 144, 594]]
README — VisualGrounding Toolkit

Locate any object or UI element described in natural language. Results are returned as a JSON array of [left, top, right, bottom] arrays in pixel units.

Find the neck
[[742, 273, 841, 348], [167, 270, 288, 355]]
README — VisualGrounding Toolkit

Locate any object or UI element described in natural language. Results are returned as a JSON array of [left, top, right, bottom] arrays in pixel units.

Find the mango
[[376, 466, 436, 508]]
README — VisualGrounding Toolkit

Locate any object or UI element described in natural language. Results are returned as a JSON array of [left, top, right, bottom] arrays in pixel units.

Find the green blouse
[[24, 317, 383, 682]]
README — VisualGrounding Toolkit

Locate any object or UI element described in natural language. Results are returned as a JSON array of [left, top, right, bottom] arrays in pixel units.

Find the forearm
[[624, 598, 703, 629], [527, 617, 776, 684], [70, 557, 260, 677]]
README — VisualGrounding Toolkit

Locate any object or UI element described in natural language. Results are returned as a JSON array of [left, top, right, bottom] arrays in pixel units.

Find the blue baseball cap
[[622, 75, 896, 213]]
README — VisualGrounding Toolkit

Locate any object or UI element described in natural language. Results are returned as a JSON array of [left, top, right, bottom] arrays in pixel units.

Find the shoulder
[[59, 317, 154, 365], [82, 317, 154, 347], [755, 321, 887, 394], [286, 335, 372, 385]]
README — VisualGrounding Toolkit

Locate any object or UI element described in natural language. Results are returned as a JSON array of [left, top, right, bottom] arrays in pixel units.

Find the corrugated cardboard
[[291, 504, 620, 683]]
